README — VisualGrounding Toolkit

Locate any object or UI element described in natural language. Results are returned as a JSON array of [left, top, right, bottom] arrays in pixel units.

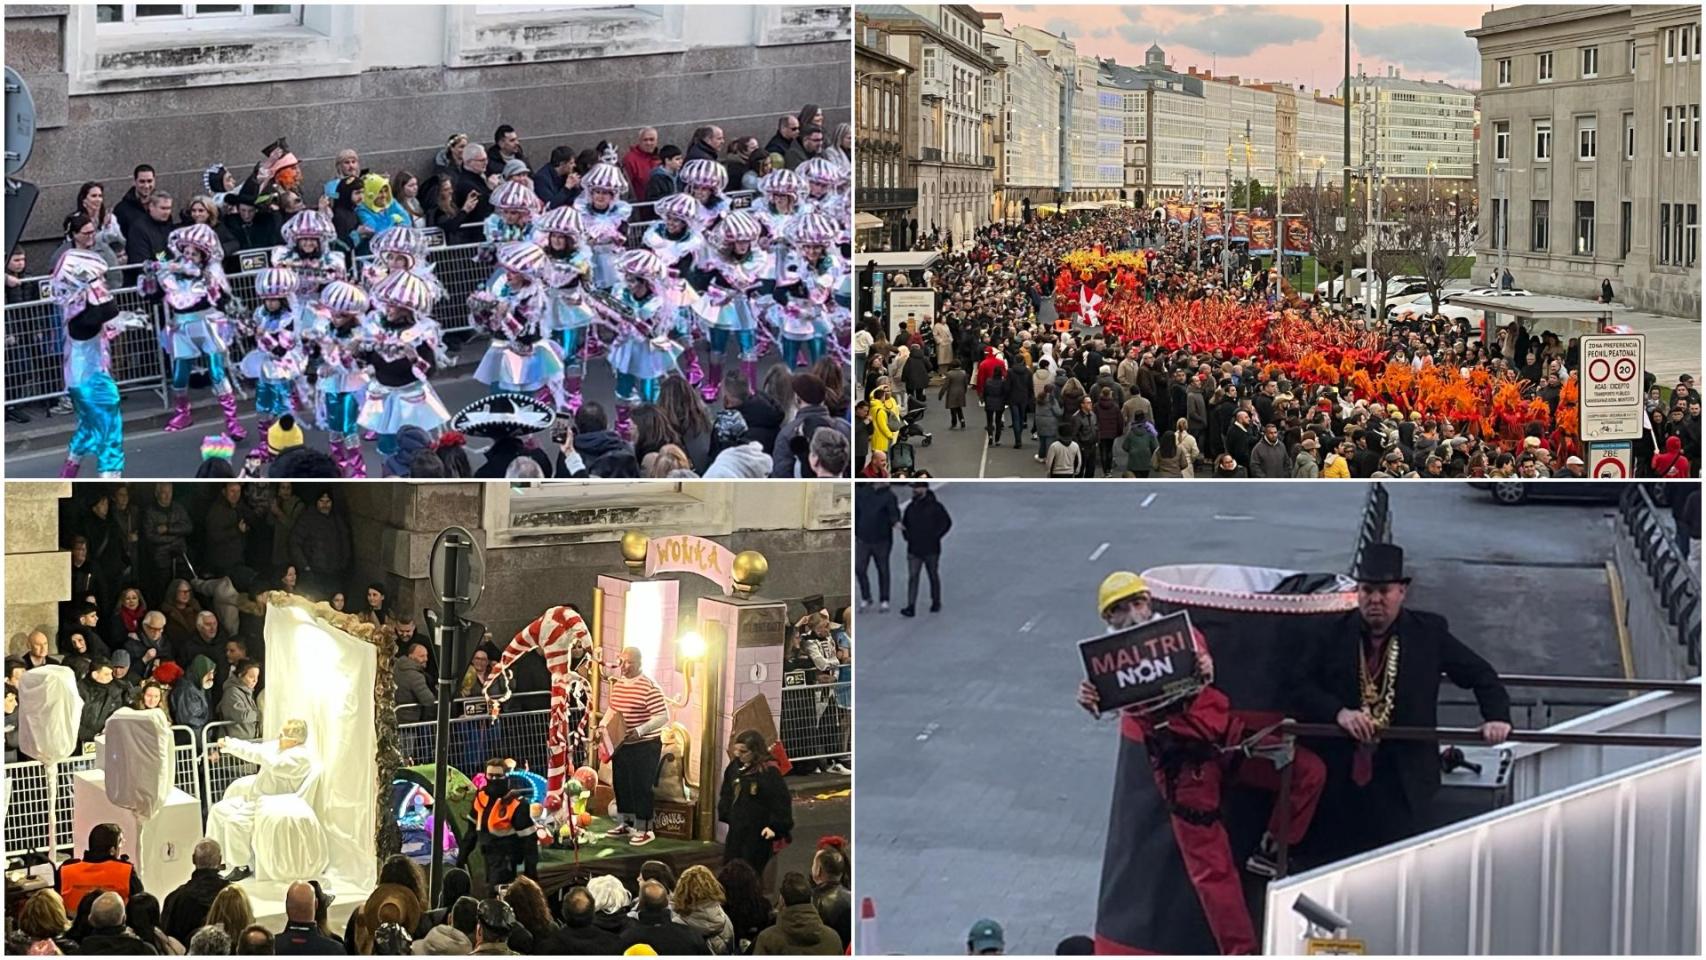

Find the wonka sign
[[644, 534, 736, 595], [1078, 611, 1201, 712]]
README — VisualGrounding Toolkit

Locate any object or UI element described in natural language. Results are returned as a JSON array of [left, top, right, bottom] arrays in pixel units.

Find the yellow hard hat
[[1098, 571, 1150, 615]]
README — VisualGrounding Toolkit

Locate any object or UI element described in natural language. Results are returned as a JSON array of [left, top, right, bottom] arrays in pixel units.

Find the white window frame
[[444, 5, 684, 68], [1534, 119, 1552, 162], [1689, 203, 1700, 266], [1580, 45, 1598, 78], [1577, 115, 1597, 161], [1682, 24, 1694, 60], [481, 482, 731, 549], [1696, 24, 1703, 61], [1494, 120, 1511, 162], [1624, 112, 1636, 159], [93, 3, 300, 32], [1574, 200, 1595, 256], [1629, 38, 1637, 74], [1664, 106, 1675, 156], [1665, 28, 1675, 63], [1694, 104, 1701, 155], [65, 3, 357, 95], [1537, 50, 1554, 82], [1496, 57, 1511, 87]]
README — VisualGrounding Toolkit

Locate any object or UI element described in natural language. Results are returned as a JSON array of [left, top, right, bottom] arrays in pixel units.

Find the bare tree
[[1394, 191, 1453, 314]]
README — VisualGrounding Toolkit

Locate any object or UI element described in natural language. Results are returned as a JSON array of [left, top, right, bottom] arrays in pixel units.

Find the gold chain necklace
[[1358, 635, 1401, 729]]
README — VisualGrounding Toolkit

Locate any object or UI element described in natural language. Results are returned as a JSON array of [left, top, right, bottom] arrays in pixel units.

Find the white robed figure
[[205, 718, 321, 882]]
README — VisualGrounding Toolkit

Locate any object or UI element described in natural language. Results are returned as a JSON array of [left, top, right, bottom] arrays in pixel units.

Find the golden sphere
[[731, 550, 769, 591], [619, 531, 650, 564]]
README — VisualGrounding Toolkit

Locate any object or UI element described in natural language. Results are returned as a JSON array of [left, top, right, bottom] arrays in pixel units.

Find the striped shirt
[[608, 674, 668, 741]]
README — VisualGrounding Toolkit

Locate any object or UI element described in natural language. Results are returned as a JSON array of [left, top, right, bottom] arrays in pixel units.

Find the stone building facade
[[1470, 3, 1701, 317], [5, 4, 849, 269]]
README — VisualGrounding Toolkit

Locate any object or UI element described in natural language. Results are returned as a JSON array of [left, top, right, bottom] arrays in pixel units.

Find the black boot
[[223, 865, 254, 883]]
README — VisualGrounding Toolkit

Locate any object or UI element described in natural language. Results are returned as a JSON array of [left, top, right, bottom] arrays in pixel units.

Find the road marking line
[[1019, 615, 1042, 633], [1088, 542, 1110, 561], [979, 431, 990, 478], [1140, 493, 1158, 508], [916, 722, 940, 742], [1213, 514, 1255, 521]]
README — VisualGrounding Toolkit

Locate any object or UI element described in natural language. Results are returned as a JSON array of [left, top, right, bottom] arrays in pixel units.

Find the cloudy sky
[[988, 4, 1486, 91]]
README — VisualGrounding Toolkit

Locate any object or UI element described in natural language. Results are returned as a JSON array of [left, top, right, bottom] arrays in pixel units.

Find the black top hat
[[1351, 543, 1410, 584]]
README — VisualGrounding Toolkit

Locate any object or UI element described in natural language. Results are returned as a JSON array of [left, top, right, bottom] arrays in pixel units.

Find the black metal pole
[[1342, 3, 1351, 282], [1493, 674, 1702, 694], [1281, 721, 1699, 749], [428, 534, 469, 907]]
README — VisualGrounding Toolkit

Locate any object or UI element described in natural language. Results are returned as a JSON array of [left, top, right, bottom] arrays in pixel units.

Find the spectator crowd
[[849, 210, 1699, 480], [6, 109, 854, 483]]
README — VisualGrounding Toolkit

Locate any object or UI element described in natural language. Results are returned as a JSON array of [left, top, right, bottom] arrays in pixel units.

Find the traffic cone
[[859, 897, 878, 955]]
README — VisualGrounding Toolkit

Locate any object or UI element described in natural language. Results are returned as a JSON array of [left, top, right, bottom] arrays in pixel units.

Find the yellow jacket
[[1321, 454, 1351, 478], [869, 392, 900, 453]]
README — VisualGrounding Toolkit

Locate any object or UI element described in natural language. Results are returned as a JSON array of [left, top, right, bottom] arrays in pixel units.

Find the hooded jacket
[[753, 903, 840, 956], [393, 655, 436, 722], [676, 902, 734, 955], [216, 678, 260, 739], [169, 655, 217, 734], [569, 429, 639, 478], [702, 441, 772, 479], [1652, 435, 1691, 477]]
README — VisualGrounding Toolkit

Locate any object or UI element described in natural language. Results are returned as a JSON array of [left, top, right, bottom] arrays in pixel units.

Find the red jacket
[[973, 349, 1006, 391], [620, 147, 661, 198], [1652, 435, 1692, 478]]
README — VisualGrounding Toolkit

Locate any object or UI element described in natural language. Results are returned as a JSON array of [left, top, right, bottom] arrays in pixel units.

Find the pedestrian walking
[[898, 483, 951, 618]]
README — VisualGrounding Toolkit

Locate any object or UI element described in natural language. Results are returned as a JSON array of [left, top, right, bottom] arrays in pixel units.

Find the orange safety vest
[[472, 790, 522, 837], [58, 858, 134, 913]]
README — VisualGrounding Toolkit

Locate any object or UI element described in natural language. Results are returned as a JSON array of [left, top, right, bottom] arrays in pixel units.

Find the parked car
[[1469, 481, 1626, 505], [1314, 268, 1369, 302], [1386, 293, 1483, 322]]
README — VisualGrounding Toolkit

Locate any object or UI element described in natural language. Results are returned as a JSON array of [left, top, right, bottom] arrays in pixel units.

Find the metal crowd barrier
[[397, 705, 555, 779], [779, 678, 852, 763], [1617, 484, 1701, 672], [4, 191, 757, 409], [3, 725, 200, 861]]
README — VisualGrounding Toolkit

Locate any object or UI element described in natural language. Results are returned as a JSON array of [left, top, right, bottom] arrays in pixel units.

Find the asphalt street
[[5, 353, 799, 478], [899, 283, 1700, 480], [853, 482, 1630, 954]]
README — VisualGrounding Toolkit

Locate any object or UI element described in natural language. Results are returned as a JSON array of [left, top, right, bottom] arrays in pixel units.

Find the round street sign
[[1592, 456, 1628, 478], [1588, 358, 1611, 382], [1614, 357, 1636, 381], [430, 526, 485, 613]]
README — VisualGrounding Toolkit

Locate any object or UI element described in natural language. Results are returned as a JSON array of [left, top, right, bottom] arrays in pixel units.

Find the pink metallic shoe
[[218, 394, 247, 441], [58, 457, 81, 478], [163, 393, 194, 432]]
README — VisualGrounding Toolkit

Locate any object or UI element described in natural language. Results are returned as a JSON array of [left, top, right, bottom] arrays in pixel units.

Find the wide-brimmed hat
[[1350, 543, 1410, 584]]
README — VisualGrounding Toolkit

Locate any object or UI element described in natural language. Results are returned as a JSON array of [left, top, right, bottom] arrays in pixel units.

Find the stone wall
[[5, 482, 72, 655], [341, 483, 850, 692], [5, 5, 850, 271]]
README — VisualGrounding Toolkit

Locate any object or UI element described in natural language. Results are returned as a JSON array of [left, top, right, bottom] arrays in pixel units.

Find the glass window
[[1534, 119, 1552, 161], [1676, 203, 1688, 266], [1497, 58, 1511, 86], [1537, 51, 1553, 81], [1694, 104, 1701, 154], [1629, 38, 1637, 73], [1660, 203, 1671, 264], [1494, 120, 1510, 162], [1531, 200, 1549, 251], [95, 3, 297, 26], [1574, 201, 1595, 255], [1619, 200, 1632, 259], [1581, 46, 1598, 77], [1689, 203, 1699, 266], [1666, 28, 1675, 63], [1665, 107, 1674, 155], [1683, 24, 1694, 60], [1577, 116, 1597, 160], [1624, 113, 1636, 159]]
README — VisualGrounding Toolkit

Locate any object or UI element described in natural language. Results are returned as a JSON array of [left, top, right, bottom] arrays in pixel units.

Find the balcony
[[856, 187, 919, 210], [921, 76, 947, 101], [921, 146, 943, 162]]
